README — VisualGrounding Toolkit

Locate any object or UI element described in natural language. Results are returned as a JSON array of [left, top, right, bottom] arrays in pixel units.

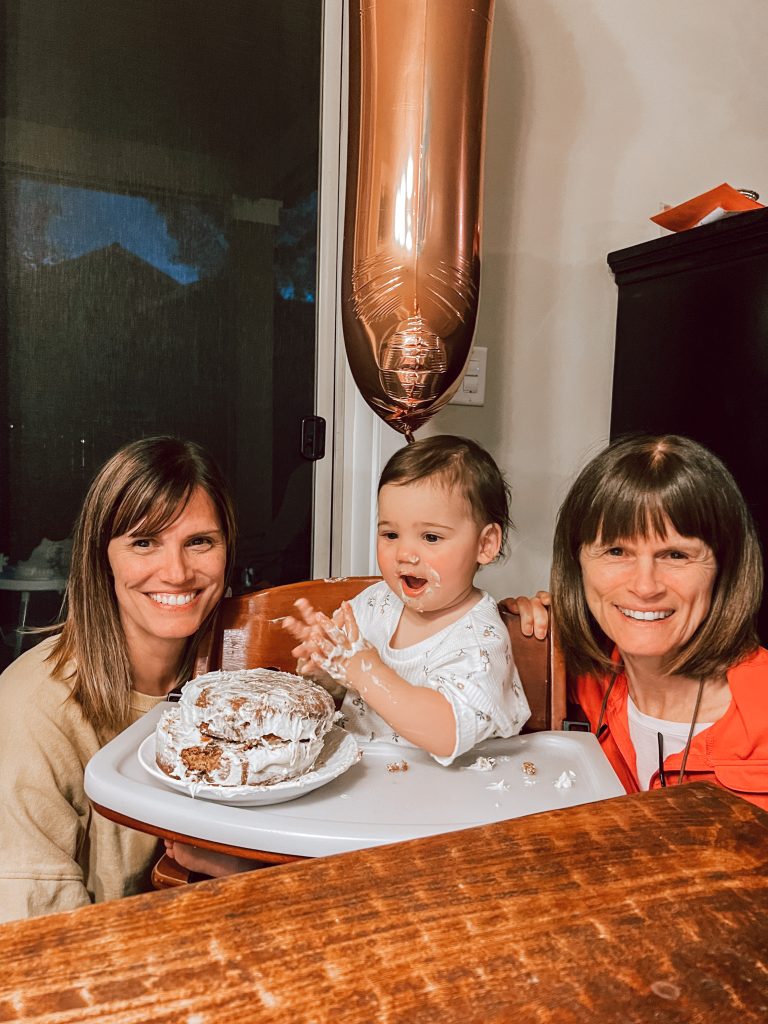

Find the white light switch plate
[[450, 346, 487, 406]]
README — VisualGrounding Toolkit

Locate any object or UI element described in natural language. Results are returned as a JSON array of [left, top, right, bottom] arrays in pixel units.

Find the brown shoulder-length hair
[[552, 434, 763, 680], [48, 437, 236, 734], [378, 434, 514, 558]]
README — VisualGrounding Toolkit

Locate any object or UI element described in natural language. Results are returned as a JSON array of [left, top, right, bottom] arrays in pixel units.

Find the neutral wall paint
[[415, 0, 768, 600]]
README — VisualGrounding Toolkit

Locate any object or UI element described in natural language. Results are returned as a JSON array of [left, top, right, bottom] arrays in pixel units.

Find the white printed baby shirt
[[340, 580, 531, 765]]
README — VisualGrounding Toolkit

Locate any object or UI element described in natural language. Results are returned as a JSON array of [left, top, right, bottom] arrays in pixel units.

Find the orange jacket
[[571, 647, 768, 812]]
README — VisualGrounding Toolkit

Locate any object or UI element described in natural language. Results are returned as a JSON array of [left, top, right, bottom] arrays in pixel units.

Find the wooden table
[[1, 783, 766, 1024]]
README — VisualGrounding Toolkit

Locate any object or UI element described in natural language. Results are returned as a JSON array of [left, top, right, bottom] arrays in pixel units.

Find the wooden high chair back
[[497, 599, 565, 733], [194, 579, 565, 731], [194, 576, 382, 676]]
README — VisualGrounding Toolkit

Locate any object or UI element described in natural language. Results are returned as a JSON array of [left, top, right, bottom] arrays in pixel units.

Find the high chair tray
[[85, 704, 624, 859]]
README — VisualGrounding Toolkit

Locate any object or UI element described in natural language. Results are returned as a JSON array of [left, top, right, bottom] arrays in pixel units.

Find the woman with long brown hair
[[0, 437, 236, 921]]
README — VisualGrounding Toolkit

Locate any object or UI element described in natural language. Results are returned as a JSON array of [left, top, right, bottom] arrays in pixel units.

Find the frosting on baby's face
[[376, 477, 498, 620], [398, 560, 441, 612]]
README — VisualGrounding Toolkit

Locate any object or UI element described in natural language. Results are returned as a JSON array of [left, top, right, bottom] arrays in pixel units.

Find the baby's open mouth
[[401, 575, 428, 595]]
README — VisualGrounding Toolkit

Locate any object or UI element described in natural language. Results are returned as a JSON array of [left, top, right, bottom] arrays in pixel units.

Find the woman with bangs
[[0, 437, 236, 922], [517, 434, 768, 810]]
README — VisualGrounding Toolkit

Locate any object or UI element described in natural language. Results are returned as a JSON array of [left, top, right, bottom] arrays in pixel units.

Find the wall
[[418, 0, 768, 600]]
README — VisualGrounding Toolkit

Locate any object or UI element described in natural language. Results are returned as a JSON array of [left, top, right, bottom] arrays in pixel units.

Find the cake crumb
[[521, 761, 537, 776], [386, 760, 409, 773]]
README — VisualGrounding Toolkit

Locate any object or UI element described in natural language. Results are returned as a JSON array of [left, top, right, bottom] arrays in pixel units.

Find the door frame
[[313, 0, 405, 580], [312, 0, 344, 579]]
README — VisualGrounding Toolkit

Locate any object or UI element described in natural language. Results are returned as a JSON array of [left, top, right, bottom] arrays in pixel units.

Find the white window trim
[[312, 0, 345, 579], [313, 0, 405, 580]]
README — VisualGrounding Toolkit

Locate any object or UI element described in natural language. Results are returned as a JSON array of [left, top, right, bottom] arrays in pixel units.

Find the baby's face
[[376, 477, 500, 616]]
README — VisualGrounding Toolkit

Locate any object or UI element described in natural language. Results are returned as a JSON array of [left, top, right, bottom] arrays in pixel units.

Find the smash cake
[[155, 668, 337, 787]]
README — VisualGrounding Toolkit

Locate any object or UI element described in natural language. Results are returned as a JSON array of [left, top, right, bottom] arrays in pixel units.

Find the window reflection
[[11, 179, 228, 284], [275, 191, 318, 304], [0, 0, 323, 662]]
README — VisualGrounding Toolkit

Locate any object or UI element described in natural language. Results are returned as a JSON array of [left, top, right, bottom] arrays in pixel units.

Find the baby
[[166, 435, 531, 877], [284, 434, 530, 763]]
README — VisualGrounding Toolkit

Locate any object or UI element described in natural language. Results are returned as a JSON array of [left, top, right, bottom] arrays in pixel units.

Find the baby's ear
[[477, 523, 502, 564]]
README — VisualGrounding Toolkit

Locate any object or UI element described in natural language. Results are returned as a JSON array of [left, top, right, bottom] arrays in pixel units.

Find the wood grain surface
[[0, 783, 766, 1024]]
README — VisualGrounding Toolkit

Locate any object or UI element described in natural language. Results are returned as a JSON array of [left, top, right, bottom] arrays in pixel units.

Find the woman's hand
[[164, 839, 255, 877], [506, 591, 551, 640]]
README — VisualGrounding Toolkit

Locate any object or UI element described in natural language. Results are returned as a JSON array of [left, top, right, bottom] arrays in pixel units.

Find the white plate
[[137, 726, 360, 806]]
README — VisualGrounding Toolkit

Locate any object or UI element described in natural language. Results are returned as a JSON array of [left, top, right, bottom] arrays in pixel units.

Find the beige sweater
[[0, 637, 164, 923]]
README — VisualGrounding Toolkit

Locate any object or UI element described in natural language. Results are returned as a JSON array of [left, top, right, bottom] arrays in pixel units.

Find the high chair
[[497, 598, 566, 734], [152, 578, 564, 888], [193, 576, 382, 677]]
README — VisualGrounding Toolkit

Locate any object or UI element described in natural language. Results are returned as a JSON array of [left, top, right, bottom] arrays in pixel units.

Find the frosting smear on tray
[[155, 668, 336, 786]]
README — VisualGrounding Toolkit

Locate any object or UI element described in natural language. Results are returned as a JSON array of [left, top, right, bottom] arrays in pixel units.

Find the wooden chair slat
[[194, 576, 381, 676], [498, 599, 564, 732], [196, 580, 564, 729]]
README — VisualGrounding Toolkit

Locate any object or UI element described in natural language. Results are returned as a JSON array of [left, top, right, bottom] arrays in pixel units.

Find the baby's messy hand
[[283, 598, 328, 665], [282, 597, 319, 640], [308, 601, 374, 682]]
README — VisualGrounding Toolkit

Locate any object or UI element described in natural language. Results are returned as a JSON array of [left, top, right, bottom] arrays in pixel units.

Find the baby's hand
[[283, 598, 328, 671], [307, 601, 374, 683]]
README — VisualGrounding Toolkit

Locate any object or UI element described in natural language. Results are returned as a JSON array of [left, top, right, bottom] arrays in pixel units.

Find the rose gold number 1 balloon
[[341, 0, 495, 441]]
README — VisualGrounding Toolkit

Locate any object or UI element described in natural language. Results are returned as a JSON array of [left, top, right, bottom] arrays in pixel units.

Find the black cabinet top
[[608, 206, 768, 285]]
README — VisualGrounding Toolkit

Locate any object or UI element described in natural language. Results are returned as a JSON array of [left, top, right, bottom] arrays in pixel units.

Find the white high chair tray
[[85, 704, 624, 859]]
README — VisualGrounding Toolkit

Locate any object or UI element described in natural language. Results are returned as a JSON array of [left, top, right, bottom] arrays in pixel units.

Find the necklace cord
[[675, 678, 706, 786], [595, 673, 619, 736]]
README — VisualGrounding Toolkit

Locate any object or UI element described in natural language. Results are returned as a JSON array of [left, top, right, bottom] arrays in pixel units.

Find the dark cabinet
[[608, 207, 768, 642]]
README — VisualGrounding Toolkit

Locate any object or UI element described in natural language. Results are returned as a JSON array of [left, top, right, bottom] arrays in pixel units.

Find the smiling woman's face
[[578, 522, 717, 665], [107, 486, 226, 657]]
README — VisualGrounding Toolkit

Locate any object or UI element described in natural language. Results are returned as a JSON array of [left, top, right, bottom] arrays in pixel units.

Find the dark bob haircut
[[378, 434, 513, 558], [552, 434, 763, 680]]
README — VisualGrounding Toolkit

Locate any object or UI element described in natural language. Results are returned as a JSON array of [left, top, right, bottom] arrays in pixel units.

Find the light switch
[[450, 346, 487, 406]]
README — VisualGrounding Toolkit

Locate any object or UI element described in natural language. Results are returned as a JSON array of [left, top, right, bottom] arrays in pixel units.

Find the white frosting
[[463, 756, 496, 772], [181, 668, 335, 743], [155, 668, 336, 787], [398, 561, 442, 610], [554, 769, 576, 790], [316, 634, 374, 682]]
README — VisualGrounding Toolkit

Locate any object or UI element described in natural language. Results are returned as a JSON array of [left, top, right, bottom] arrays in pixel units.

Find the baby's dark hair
[[378, 435, 514, 557]]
